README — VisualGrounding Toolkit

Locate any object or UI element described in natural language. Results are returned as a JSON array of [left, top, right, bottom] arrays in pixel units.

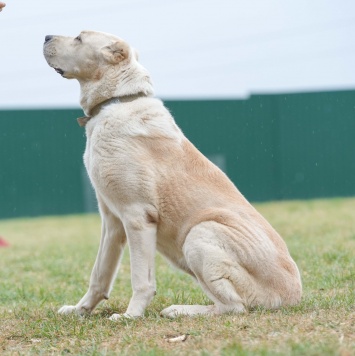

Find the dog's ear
[[102, 41, 129, 64]]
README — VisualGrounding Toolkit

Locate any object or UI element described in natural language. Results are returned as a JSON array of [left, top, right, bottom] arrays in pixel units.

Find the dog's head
[[43, 31, 133, 80], [43, 31, 153, 115]]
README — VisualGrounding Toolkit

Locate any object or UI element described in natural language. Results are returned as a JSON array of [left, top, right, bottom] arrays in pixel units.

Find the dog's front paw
[[109, 313, 134, 321], [58, 305, 81, 315]]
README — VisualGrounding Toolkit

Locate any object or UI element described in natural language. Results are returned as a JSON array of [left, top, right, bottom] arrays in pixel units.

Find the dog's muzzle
[[43, 36, 65, 77]]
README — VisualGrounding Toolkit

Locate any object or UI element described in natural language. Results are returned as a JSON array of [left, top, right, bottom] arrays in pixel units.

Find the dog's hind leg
[[161, 221, 247, 318], [59, 200, 126, 315]]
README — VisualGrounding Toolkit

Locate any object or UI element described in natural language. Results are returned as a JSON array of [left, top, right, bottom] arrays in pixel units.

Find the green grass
[[0, 198, 354, 355]]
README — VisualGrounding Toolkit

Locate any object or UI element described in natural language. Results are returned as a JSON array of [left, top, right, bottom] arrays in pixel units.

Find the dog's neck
[[77, 93, 147, 127], [79, 61, 154, 117]]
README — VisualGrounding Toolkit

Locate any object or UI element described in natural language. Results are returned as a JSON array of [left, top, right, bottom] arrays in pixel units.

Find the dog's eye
[[75, 35, 82, 42]]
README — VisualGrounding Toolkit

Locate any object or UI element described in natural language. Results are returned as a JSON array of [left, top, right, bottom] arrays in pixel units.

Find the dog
[[43, 31, 302, 319]]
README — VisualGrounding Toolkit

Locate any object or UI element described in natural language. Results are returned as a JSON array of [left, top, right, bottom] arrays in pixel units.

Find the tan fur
[[43, 31, 302, 319]]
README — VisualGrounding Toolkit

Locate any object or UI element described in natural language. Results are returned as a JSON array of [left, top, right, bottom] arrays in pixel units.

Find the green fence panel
[[274, 91, 355, 199], [0, 109, 85, 219]]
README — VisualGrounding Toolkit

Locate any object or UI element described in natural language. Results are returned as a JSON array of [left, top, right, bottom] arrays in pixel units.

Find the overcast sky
[[0, 0, 354, 108]]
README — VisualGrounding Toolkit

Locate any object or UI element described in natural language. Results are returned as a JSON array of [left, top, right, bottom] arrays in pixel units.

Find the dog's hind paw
[[109, 313, 134, 321], [58, 305, 79, 315], [160, 304, 215, 318]]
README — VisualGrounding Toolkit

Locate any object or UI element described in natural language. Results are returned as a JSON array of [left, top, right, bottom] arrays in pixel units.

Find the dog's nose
[[44, 35, 53, 43]]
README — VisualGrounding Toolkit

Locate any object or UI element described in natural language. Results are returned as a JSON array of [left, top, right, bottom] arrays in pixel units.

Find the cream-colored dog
[[43, 31, 302, 319]]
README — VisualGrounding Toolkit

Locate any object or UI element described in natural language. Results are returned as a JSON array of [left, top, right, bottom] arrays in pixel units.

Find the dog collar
[[77, 93, 148, 127]]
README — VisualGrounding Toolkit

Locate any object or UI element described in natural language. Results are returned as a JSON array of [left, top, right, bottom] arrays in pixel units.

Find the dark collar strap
[[77, 92, 148, 127]]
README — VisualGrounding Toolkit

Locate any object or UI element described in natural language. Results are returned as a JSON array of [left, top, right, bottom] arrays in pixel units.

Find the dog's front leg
[[109, 210, 157, 320], [59, 204, 126, 315]]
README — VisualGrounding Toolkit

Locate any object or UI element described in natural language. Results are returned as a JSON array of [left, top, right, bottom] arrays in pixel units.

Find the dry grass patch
[[0, 198, 354, 355]]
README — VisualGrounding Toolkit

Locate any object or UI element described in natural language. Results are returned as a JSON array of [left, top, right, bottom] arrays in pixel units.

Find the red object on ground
[[0, 237, 10, 247]]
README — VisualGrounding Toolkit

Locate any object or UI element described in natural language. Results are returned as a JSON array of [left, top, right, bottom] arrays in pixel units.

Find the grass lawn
[[0, 198, 354, 355]]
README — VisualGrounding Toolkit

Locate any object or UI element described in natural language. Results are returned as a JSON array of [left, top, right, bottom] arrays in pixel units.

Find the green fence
[[1, 90, 354, 219]]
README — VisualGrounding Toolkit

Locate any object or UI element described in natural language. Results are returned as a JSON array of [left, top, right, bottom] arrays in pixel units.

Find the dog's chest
[[82, 106, 183, 196], [82, 118, 158, 208]]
